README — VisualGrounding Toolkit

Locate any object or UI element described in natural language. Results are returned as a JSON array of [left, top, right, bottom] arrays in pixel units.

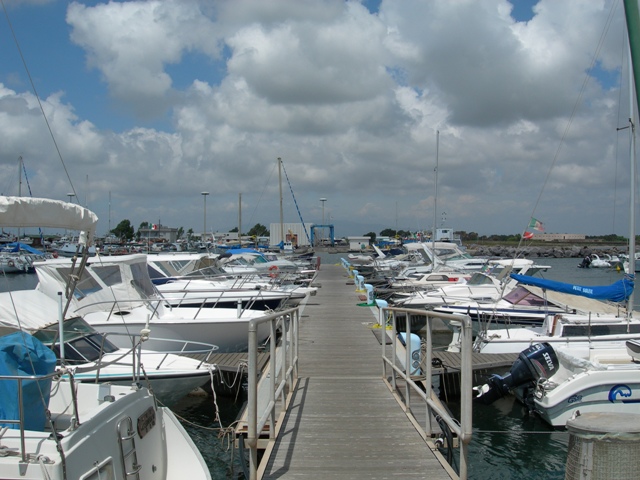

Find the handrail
[[246, 305, 300, 480], [0, 368, 77, 463], [378, 305, 473, 480]]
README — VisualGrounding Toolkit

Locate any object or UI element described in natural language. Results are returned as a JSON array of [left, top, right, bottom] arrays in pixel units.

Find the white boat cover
[[0, 290, 61, 331], [0, 196, 98, 243]]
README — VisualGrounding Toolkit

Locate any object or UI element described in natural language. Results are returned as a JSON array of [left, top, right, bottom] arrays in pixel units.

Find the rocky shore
[[465, 244, 627, 259], [318, 244, 629, 259]]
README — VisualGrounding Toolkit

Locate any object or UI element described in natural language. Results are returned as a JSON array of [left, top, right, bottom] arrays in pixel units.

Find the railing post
[[459, 315, 473, 480], [247, 318, 258, 480]]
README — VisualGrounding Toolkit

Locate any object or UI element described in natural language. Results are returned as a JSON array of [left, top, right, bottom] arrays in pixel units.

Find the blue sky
[[0, 0, 634, 239]]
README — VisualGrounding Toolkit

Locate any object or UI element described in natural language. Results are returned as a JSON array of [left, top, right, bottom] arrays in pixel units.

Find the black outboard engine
[[473, 342, 559, 405]]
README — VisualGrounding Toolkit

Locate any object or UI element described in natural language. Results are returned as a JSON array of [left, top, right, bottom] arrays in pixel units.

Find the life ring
[[268, 265, 279, 278], [7, 260, 14, 268]]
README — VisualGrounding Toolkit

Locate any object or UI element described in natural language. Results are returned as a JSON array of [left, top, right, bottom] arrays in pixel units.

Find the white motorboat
[[0, 333, 211, 480], [404, 241, 491, 273], [472, 311, 640, 356], [434, 270, 632, 334], [391, 258, 550, 308], [156, 278, 311, 311], [0, 289, 217, 406], [474, 342, 640, 428], [34, 253, 271, 352], [0, 196, 211, 479]]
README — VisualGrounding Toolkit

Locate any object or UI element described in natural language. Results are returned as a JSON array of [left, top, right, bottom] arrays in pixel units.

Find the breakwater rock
[[466, 244, 627, 259]]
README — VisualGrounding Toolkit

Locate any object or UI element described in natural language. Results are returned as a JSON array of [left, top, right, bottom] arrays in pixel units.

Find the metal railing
[[0, 368, 79, 464], [246, 306, 300, 480], [378, 304, 473, 480]]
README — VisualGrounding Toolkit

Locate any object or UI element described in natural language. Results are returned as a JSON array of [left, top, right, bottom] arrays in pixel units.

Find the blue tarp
[[510, 273, 634, 303], [0, 242, 45, 255], [0, 331, 57, 431]]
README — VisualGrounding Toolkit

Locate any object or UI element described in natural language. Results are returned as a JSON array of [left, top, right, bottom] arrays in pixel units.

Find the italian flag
[[528, 217, 544, 232]]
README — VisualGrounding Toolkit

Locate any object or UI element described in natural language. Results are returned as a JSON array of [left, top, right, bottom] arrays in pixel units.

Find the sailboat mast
[[624, 0, 639, 312], [628, 42, 636, 311], [278, 157, 284, 248], [432, 130, 439, 253]]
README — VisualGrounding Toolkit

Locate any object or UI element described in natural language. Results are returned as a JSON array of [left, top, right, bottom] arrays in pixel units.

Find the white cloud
[[0, 0, 632, 238]]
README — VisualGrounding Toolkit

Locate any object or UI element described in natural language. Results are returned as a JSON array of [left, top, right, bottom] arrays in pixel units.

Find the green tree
[[112, 219, 135, 241], [177, 227, 184, 239], [187, 228, 194, 241], [248, 223, 269, 237], [380, 228, 396, 237], [364, 232, 376, 243]]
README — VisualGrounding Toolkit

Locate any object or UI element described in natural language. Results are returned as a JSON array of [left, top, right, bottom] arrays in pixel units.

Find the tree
[[380, 228, 396, 237], [187, 228, 194, 241], [248, 223, 269, 237], [364, 232, 376, 243], [112, 219, 135, 241], [177, 227, 184, 239]]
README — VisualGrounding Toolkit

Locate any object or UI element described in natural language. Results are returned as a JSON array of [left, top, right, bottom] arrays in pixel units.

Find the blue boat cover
[[510, 273, 634, 303], [0, 331, 57, 431], [0, 242, 45, 255]]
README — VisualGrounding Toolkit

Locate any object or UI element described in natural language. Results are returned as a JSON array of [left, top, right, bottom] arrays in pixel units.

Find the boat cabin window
[[562, 323, 640, 337], [130, 262, 156, 297], [54, 267, 103, 299], [90, 265, 121, 287]]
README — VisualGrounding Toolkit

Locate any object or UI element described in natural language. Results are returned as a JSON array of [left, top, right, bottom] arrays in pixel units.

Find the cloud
[[0, 0, 632, 238]]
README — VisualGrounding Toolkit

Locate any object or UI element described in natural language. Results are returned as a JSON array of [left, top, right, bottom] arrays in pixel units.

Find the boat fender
[[268, 265, 279, 278]]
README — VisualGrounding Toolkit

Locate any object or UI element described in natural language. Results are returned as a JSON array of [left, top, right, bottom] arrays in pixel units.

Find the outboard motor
[[473, 342, 559, 405]]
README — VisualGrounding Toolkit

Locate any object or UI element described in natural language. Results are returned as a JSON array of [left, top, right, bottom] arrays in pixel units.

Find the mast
[[432, 130, 439, 254], [238, 192, 242, 246], [17, 156, 22, 239], [278, 157, 284, 249], [624, 0, 639, 313]]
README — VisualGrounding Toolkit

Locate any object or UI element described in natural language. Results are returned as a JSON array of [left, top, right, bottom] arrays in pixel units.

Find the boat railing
[[0, 367, 79, 463], [245, 305, 300, 480], [99, 331, 219, 368], [377, 304, 473, 480]]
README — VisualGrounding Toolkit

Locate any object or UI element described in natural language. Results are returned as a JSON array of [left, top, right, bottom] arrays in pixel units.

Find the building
[[138, 224, 179, 243], [347, 236, 371, 251], [269, 223, 313, 247], [531, 233, 586, 241]]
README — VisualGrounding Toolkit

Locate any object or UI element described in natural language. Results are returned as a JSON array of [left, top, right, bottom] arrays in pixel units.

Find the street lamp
[[201, 192, 209, 241], [67, 193, 75, 203], [320, 198, 327, 224]]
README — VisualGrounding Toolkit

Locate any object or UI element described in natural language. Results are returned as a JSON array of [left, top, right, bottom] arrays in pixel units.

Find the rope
[[280, 161, 312, 244]]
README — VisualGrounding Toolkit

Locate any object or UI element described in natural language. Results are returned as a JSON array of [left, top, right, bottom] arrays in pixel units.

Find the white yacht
[[34, 253, 271, 353]]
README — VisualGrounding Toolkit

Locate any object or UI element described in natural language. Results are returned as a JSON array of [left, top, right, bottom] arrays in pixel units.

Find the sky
[[0, 0, 636, 239]]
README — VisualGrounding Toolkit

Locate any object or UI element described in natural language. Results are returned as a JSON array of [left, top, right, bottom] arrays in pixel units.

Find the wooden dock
[[257, 264, 453, 479]]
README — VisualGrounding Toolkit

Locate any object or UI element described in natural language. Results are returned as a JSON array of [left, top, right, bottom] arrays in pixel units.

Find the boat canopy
[[0, 196, 98, 244], [1, 242, 45, 255], [510, 273, 634, 303]]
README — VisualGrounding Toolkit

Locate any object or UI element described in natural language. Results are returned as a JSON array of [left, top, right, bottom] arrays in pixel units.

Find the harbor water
[[0, 254, 632, 479]]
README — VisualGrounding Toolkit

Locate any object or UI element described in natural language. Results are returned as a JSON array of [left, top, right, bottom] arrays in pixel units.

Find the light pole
[[67, 193, 75, 203], [201, 192, 209, 242]]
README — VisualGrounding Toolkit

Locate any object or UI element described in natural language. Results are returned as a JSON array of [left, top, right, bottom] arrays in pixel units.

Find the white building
[[269, 223, 313, 247]]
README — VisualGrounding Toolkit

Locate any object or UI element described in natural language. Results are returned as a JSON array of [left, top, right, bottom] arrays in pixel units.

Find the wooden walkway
[[260, 264, 452, 479]]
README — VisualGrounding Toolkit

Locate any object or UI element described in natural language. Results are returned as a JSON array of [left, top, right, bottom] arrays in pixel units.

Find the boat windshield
[[33, 317, 119, 364], [466, 273, 496, 286], [503, 286, 550, 307]]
